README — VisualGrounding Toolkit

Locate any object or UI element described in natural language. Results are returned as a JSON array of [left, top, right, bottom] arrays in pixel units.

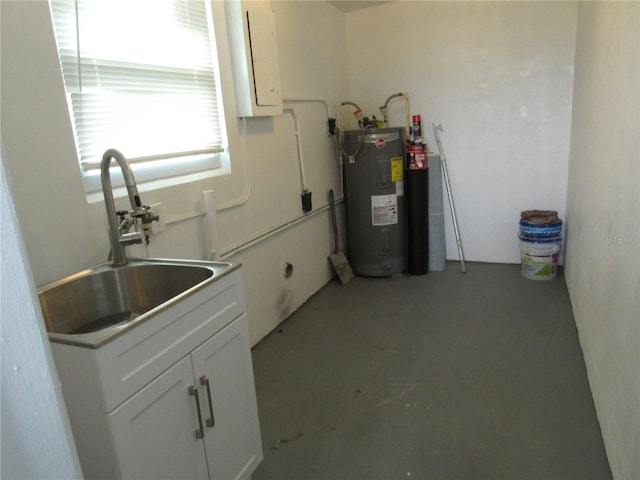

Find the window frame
[[49, 0, 231, 197]]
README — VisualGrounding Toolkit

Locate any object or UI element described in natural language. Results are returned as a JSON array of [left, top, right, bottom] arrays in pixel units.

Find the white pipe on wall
[[284, 108, 309, 193], [203, 189, 220, 260], [219, 197, 345, 259], [283, 96, 332, 120], [217, 138, 253, 211], [163, 195, 345, 262], [170, 99, 346, 261], [284, 97, 343, 197]]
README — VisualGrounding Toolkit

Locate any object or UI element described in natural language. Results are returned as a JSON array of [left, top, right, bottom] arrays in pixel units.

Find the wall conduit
[[219, 197, 344, 259], [166, 97, 345, 260], [283, 96, 342, 197], [284, 108, 309, 193]]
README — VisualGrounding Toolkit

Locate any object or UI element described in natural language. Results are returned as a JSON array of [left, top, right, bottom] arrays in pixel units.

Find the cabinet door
[[107, 356, 209, 480], [191, 314, 263, 480]]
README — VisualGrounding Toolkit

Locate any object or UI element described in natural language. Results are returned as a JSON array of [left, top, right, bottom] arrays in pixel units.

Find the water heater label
[[371, 194, 398, 226], [390, 156, 403, 182]]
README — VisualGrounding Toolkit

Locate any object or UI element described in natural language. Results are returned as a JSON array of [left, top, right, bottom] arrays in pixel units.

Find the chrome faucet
[[101, 149, 158, 267]]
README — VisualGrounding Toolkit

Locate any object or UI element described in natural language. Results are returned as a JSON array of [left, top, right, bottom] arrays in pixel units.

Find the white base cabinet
[[108, 316, 260, 480], [108, 355, 210, 479], [50, 267, 263, 480]]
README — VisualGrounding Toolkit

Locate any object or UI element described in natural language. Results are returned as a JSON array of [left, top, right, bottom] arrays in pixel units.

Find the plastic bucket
[[519, 239, 561, 280]]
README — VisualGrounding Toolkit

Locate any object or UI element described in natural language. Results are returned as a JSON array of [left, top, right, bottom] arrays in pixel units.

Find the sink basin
[[38, 258, 236, 347]]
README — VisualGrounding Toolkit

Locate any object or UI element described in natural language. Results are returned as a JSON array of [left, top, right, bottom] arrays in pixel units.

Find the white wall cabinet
[[225, 0, 283, 117], [50, 266, 263, 480]]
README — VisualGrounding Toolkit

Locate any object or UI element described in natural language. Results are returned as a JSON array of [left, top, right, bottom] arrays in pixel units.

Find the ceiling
[[327, 1, 393, 13]]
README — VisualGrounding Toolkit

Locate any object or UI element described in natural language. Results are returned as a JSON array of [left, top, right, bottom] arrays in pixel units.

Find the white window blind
[[49, 0, 226, 192]]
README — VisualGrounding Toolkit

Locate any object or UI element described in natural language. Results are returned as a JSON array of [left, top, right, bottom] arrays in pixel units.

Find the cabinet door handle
[[200, 375, 216, 428], [188, 385, 204, 439]]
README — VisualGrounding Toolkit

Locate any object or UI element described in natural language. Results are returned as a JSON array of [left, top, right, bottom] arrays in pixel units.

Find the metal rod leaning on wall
[[433, 123, 466, 273]]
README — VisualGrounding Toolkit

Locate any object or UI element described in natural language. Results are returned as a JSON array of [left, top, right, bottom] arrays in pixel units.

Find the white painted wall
[[0, 0, 349, 346], [343, 1, 577, 263], [565, 2, 640, 478], [1, 2, 348, 473], [1, 146, 83, 479], [3, 1, 638, 476]]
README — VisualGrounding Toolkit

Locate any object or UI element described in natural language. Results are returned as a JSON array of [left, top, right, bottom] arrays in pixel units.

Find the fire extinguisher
[[407, 114, 427, 169], [406, 114, 429, 275]]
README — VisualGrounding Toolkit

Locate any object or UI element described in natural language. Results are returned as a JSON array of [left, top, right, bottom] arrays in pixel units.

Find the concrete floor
[[251, 262, 611, 480]]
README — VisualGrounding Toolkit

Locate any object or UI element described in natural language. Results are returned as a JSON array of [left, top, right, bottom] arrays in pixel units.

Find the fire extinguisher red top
[[412, 114, 421, 122]]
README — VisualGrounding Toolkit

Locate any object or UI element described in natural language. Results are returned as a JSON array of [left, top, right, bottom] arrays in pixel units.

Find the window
[[49, 0, 228, 194]]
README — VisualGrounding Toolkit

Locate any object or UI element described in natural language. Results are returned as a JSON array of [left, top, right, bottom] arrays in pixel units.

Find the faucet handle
[[140, 206, 160, 246]]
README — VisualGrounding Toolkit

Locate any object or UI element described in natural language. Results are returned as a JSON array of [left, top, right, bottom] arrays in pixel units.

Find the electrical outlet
[[149, 203, 166, 234]]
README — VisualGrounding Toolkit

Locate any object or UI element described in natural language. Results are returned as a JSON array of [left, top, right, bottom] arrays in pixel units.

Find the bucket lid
[[520, 210, 558, 223]]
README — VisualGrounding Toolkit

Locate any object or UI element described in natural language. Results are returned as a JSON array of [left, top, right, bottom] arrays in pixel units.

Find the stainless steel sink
[[38, 258, 236, 347]]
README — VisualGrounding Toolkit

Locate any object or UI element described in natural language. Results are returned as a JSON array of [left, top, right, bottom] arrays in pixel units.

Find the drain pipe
[[203, 189, 220, 260]]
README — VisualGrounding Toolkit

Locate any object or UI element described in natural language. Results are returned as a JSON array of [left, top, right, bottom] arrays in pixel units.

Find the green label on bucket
[[521, 250, 559, 279]]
